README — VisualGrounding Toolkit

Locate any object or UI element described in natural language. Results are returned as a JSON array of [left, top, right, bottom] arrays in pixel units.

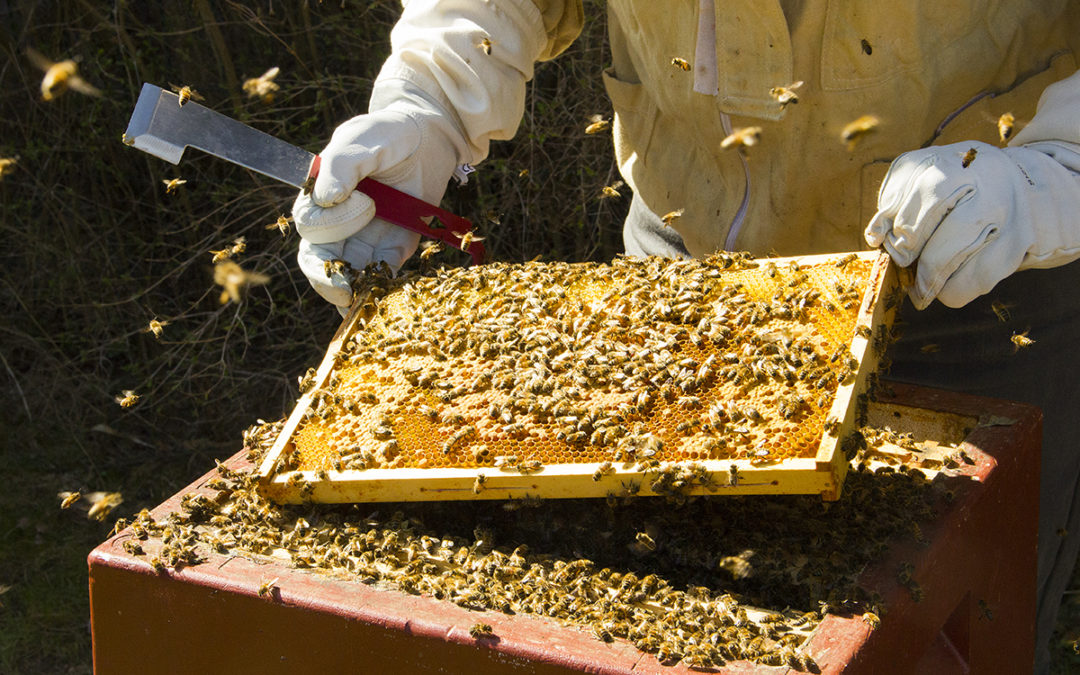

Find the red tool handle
[[308, 156, 484, 264]]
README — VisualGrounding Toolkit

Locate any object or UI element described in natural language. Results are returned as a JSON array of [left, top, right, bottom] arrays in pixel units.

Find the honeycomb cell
[[286, 253, 877, 474]]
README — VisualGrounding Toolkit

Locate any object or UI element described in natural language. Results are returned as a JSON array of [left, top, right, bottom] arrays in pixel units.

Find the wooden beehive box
[[257, 250, 898, 503]]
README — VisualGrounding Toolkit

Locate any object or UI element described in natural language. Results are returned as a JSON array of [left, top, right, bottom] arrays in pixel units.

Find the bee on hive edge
[[257, 577, 279, 599]]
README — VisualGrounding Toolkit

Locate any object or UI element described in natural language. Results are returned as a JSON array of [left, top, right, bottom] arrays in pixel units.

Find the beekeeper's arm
[[294, 0, 583, 308], [865, 69, 1080, 309]]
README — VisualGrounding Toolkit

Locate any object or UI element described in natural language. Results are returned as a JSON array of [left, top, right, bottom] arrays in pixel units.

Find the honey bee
[[834, 253, 858, 268], [122, 540, 145, 556], [1011, 330, 1035, 351], [990, 299, 1013, 323], [592, 461, 615, 481], [0, 156, 18, 179], [997, 112, 1015, 144], [210, 248, 232, 263], [161, 177, 187, 194], [516, 459, 543, 474], [919, 343, 940, 354], [961, 147, 978, 168], [472, 473, 486, 494], [585, 115, 611, 135], [266, 215, 291, 237], [769, 80, 804, 108], [26, 48, 102, 101], [143, 318, 169, 339], [59, 491, 81, 509], [841, 115, 880, 151], [324, 258, 350, 278], [257, 577, 279, 599], [720, 126, 763, 151], [115, 390, 140, 408], [214, 260, 270, 304], [150, 556, 166, 573], [635, 531, 657, 552], [600, 181, 624, 199], [87, 492, 123, 521], [469, 622, 494, 638], [242, 66, 280, 103], [478, 37, 493, 55], [728, 463, 739, 487], [452, 230, 485, 250], [661, 209, 684, 227], [861, 611, 881, 630], [170, 84, 205, 107], [670, 57, 692, 71], [419, 241, 444, 260]]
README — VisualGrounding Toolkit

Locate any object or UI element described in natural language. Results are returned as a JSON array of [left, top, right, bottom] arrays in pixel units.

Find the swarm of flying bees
[[242, 67, 281, 104], [26, 48, 102, 101], [214, 260, 270, 305]]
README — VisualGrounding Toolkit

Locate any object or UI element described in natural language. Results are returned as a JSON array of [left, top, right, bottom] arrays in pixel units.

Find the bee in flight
[[26, 48, 102, 101], [661, 208, 684, 227], [162, 177, 187, 194], [242, 66, 280, 104], [721, 126, 762, 152], [170, 84, 204, 107], [769, 80, 804, 108], [452, 230, 485, 250], [961, 147, 978, 168], [600, 180, 624, 199], [478, 37, 493, 55], [419, 241, 444, 260], [0, 156, 18, 180], [841, 115, 880, 151], [997, 112, 1015, 144], [214, 260, 270, 304], [1011, 330, 1034, 351], [585, 114, 611, 135], [115, 390, 140, 408], [266, 214, 291, 237], [143, 318, 169, 339], [670, 57, 691, 71]]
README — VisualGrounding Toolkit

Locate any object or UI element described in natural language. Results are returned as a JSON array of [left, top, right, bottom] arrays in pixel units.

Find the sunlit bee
[[59, 491, 81, 509], [585, 115, 611, 135], [661, 209, 684, 227], [997, 112, 1015, 144], [1011, 330, 1034, 351], [419, 241, 444, 261], [162, 177, 187, 194], [769, 81, 803, 108], [452, 230, 485, 250], [258, 577, 279, 599], [990, 299, 1013, 323], [0, 157, 17, 180], [170, 84, 204, 107], [26, 48, 102, 101], [214, 260, 270, 304], [961, 147, 977, 168], [478, 37, 493, 55], [600, 181, 624, 199], [143, 318, 170, 339], [670, 57, 691, 71], [210, 248, 232, 264], [266, 215, 291, 237], [242, 66, 280, 103], [841, 115, 880, 151], [115, 390, 140, 408], [86, 491, 123, 521], [720, 126, 762, 151]]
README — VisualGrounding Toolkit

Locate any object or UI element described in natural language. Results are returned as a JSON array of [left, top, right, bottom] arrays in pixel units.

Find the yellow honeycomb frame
[[257, 251, 897, 504]]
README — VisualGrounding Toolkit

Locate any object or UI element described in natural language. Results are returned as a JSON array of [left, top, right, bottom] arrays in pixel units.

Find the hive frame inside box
[[257, 251, 898, 503]]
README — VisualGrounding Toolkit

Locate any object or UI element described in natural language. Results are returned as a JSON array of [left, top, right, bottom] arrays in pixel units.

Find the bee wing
[[68, 76, 102, 97], [25, 47, 56, 71], [261, 66, 280, 81], [789, 80, 804, 90]]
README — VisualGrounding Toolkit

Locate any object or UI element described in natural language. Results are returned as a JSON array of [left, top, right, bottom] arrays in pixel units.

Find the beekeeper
[[292, 2, 1080, 670]]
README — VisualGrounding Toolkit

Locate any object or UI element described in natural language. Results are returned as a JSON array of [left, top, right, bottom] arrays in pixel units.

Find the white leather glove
[[294, 85, 461, 307], [865, 139, 1080, 309], [294, 0, 556, 309]]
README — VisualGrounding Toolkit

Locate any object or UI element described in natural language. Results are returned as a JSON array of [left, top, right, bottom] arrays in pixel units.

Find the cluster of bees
[[285, 252, 876, 479], [112, 416, 946, 671]]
